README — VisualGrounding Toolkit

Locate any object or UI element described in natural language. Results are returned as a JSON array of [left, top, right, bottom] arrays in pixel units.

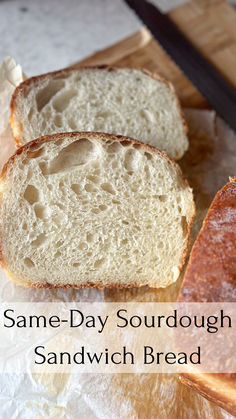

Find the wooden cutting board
[[72, 0, 236, 109]]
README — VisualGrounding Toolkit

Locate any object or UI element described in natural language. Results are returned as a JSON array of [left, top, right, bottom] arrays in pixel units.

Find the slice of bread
[[178, 178, 236, 416], [0, 132, 194, 289], [10, 67, 188, 160]]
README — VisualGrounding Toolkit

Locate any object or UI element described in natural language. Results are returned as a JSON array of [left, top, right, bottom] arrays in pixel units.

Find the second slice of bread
[[0, 132, 195, 289], [10, 67, 188, 160]]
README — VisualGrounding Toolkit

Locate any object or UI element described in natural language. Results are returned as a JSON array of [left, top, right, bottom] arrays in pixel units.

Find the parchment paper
[[0, 57, 235, 419]]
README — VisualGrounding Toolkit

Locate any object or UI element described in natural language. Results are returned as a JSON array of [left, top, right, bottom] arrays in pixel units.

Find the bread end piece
[[10, 66, 188, 160], [178, 178, 236, 416]]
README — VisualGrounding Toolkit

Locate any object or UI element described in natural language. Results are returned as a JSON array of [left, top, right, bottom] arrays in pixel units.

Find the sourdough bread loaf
[[0, 132, 195, 289], [10, 67, 188, 160], [178, 178, 236, 416]]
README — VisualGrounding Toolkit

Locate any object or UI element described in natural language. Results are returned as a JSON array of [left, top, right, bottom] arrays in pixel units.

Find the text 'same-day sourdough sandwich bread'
[[10, 67, 188, 160], [178, 178, 236, 416], [0, 132, 195, 289]]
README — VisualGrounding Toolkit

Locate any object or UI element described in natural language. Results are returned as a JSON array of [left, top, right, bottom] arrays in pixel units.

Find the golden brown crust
[[178, 178, 236, 415], [10, 66, 188, 149], [0, 131, 195, 289], [179, 178, 236, 302], [3, 268, 148, 290], [180, 373, 236, 416]]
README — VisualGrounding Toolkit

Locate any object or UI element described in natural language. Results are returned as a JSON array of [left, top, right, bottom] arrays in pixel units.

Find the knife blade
[[124, 0, 236, 133]]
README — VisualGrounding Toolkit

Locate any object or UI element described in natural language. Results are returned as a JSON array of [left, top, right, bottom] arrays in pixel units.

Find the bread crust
[[179, 178, 236, 302], [0, 131, 195, 289], [10, 66, 188, 150], [180, 373, 236, 416], [178, 178, 236, 416]]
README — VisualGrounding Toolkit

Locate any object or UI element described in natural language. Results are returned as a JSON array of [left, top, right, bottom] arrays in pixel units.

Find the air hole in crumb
[[27, 147, 46, 159], [24, 185, 39, 205], [85, 183, 97, 193], [47, 139, 96, 174], [22, 223, 27, 230], [54, 251, 61, 258], [112, 199, 120, 205], [86, 233, 93, 243], [133, 144, 142, 150], [94, 258, 105, 269], [107, 142, 121, 154], [124, 149, 138, 172], [39, 161, 48, 176], [56, 203, 64, 210], [159, 195, 167, 202], [120, 140, 131, 147], [144, 165, 150, 179], [28, 108, 33, 121], [68, 118, 77, 130], [112, 161, 118, 169], [52, 214, 63, 226], [55, 240, 63, 248], [99, 204, 107, 211], [91, 161, 100, 169], [71, 184, 80, 195], [181, 216, 188, 237], [34, 204, 50, 219], [101, 183, 115, 195], [87, 175, 100, 184], [24, 257, 35, 268], [121, 239, 128, 245], [96, 111, 111, 119], [73, 262, 80, 267], [122, 220, 129, 225], [145, 152, 152, 160], [36, 79, 65, 111], [54, 114, 63, 127], [52, 88, 77, 112], [31, 233, 47, 247], [54, 138, 65, 147]]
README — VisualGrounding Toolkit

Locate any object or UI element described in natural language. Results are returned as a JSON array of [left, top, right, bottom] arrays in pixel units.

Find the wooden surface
[[73, 0, 236, 108]]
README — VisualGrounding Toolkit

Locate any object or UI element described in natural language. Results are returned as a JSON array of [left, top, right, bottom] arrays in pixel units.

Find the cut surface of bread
[[178, 178, 236, 416], [0, 132, 194, 289], [10, 67, 188, 160]]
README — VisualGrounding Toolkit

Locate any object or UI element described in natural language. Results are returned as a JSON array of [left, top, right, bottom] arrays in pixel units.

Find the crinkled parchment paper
[[0, 57, 235, 419]]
